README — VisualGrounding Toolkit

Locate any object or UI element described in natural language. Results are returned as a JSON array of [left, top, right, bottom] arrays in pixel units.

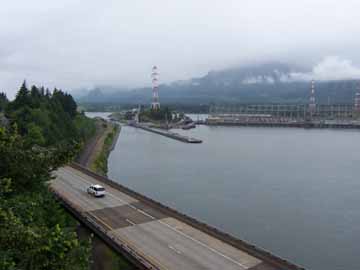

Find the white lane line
[[168, 245, 182, 255], [59, 167, 249, 269], [137, 209, 156, 220], [158, 219, 247, 269], [126, 219, 136, 226]]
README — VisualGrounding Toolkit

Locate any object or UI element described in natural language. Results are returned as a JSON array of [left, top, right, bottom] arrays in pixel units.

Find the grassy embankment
[[90, 121, 120, 176]]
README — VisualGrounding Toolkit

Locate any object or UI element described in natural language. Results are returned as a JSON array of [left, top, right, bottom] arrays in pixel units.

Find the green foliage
[[5, 82, 95, 146], [52, 88, 77, 118], [0, 93, 8, 112], [0, 82, 94, 270], [0, 202, 90, 270], [73, 112, 96, 142], [0, 127, 76, 193], [140, 107, 173, 122], [92, 125, 119, 175], [26, 123, 45, 147], [12, 81, 30, 110], [0, 127, 91, 270]]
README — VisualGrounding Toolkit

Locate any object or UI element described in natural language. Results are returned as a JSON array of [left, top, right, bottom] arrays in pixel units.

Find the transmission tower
[[151, 66, 160, 110], [355, 81, 360, 113], [309, 80, 316, 116]]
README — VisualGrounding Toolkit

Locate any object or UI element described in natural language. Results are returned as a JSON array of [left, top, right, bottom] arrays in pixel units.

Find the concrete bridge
[[50, 164, 305, 270]]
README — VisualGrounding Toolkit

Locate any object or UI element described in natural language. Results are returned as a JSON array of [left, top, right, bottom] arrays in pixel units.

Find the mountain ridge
[[78, 62, 360, 105]]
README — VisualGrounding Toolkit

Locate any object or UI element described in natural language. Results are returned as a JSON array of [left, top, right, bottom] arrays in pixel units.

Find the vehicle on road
[[87, 184, 106, 197]]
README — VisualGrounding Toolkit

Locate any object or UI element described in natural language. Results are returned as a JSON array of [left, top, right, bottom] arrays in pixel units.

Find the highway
[[51, 166, 291, 270]]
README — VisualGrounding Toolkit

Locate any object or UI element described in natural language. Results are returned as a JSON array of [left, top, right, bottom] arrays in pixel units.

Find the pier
[[131, 123, 202, 143]]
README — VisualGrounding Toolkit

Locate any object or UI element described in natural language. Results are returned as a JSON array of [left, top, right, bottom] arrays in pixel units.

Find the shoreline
[[89, 120, 120, 176], [76, 117, 121, 176]]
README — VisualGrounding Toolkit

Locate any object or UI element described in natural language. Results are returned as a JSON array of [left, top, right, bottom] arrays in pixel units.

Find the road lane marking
[[168, 245, 182, 255], [158, 219, 247, 269], [137, 208, 156, 219], [58, 167, 251, 269], [87, 211, 114, 231], [126, 219, 136, 226]]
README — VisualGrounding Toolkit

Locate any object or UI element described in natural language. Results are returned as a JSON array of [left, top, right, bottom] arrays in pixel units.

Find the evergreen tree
[[14, 80, 30, 108], [0, 127, 90, 270], [5, 82, 95, 146], [0, 92, 8, 112]]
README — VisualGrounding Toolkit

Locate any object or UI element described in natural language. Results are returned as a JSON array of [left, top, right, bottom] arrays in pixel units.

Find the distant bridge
[[51, 164, 305, 270]]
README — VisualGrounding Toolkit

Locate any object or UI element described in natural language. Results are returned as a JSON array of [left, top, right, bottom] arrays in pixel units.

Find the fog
[[1, 0, 360, 98]]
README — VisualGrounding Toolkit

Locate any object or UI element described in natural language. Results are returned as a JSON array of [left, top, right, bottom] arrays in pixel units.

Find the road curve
[[51, 166, 299, 270]]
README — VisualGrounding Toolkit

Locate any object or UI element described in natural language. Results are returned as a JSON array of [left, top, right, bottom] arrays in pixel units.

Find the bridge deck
[[51, 166, 298, 270]]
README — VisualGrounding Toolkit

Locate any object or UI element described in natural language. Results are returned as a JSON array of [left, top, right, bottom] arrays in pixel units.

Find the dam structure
[[206, 81, 360, 128]]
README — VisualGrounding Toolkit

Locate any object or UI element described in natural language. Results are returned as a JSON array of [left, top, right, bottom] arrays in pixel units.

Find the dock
[[131, 123, 202, 143]]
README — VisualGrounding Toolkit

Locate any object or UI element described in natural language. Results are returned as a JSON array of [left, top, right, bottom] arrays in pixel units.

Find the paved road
[[52, 166, 274, 270]]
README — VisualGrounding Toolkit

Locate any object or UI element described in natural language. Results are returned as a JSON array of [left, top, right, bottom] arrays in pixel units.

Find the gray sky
[[2, 0, 360, 98]]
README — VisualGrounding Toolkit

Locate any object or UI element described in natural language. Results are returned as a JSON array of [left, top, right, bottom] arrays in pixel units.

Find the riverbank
[[77, 118, 120, 176], [90, 123, 120, 176]]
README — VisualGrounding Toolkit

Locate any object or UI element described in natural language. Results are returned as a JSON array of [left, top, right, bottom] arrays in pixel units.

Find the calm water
[[107, 121, 360, 270]]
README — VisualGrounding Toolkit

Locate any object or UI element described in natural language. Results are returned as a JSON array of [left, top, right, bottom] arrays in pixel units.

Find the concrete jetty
[[131, 123, 202, 143]]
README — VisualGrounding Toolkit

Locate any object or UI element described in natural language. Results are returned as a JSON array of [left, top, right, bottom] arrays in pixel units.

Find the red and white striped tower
[[355, 82, 360, 113], [151, 66, 160, 110], [309, 79, 316, 116]]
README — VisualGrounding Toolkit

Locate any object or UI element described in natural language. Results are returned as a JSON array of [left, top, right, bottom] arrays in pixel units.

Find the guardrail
[[69, 163, 306, 270]]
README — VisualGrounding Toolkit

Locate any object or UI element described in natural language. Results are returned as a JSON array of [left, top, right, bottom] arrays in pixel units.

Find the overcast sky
[[2, 0, 360, 98]]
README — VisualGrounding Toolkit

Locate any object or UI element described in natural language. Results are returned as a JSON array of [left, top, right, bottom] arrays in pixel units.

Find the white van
[[87, 184, 106, 197]]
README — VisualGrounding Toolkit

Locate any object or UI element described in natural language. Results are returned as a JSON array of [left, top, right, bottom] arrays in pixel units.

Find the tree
[[0, 127, 90, 270], [26, 123, 45, 146], [5, 82, 95, 146], [52, 90, 77, 118], [13, 80, 30, 109], [0, 93, 8, 112], [140, 106, 173, 122], [0, 82, 95, 270]]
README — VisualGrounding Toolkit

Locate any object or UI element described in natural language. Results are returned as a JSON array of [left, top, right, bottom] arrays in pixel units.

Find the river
[[87, 112, 360, 270]]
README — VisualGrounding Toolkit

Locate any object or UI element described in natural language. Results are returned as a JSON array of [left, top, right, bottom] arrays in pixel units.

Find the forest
[[0, 82, 96, 270]]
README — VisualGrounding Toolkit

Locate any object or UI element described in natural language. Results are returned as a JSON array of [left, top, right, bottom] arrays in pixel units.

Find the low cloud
[[290, 56, 360, 82]]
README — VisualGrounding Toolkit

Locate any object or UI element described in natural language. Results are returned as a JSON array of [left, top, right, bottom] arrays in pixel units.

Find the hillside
[[78, 62, 360, 105]]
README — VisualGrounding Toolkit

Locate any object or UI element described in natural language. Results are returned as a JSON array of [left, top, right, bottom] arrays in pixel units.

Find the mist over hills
[[78, 62, 360, 105]]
